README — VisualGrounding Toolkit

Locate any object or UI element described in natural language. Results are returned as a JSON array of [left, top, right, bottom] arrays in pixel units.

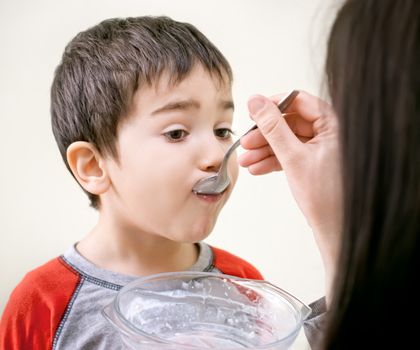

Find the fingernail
[[248, 96, 266, 115]]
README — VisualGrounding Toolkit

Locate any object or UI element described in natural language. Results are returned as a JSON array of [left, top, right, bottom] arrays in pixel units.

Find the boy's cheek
[[229, 154, 239, 186]]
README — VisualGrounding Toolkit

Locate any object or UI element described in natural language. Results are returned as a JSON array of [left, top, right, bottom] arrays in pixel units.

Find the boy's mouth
[[194, 192, 224, 203]]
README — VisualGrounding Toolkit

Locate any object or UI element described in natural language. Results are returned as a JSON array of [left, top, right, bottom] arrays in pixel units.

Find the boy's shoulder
[[210, 245, 263, 280], [0, 257, 81, 350], [10, 256, 81, 303]]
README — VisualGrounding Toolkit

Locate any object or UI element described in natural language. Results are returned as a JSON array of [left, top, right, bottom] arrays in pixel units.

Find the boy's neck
[[76, 222, 199, 277]]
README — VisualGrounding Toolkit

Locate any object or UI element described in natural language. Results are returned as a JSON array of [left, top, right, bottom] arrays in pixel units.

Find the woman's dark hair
[[51, 16, 232, 209], [324, 0, 420, 348]]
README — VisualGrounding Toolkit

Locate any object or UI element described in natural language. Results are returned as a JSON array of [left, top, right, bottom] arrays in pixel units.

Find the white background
[[0, 0, 340, 348]]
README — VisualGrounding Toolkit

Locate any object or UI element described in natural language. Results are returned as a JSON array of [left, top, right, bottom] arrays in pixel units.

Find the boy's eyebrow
[[151, 99, 234, 115], [151, 99, 200, 115], [221, 100, 235, 111]]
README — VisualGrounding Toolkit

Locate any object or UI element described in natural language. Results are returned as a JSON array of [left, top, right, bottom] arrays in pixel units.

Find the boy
[[0, 16, 262, 349]]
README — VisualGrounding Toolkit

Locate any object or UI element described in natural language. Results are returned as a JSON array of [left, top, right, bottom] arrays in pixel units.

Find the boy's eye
[[164, 129, 189, 142], [214, 128, 233, 139]]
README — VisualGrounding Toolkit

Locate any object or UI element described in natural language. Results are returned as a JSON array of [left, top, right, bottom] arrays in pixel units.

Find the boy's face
[[102, 65, 238, 242]]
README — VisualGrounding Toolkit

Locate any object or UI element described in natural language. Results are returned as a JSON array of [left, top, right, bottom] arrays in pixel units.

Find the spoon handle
[[223, 138, 242, 162], [223, 90, 300, 163], [277, 89, 300, 113]]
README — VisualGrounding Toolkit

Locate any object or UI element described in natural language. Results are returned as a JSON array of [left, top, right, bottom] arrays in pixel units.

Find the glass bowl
[[102, 271, 311, 349]]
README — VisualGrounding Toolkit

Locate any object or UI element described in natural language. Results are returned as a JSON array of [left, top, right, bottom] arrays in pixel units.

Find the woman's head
[[325, 0, 420, 347]]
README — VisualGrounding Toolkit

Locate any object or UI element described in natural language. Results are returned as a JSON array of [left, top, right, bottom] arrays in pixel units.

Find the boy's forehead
[[126, 64, 233, 117], [148, 65, 232, 94]]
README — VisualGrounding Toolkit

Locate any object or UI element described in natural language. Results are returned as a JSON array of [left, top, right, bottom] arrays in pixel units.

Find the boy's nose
[[197, 137, 226, 173]]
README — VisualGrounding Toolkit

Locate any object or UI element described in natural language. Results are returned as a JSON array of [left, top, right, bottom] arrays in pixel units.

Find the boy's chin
[[177, 221, 217, 243], [178, 230, 213, 244]]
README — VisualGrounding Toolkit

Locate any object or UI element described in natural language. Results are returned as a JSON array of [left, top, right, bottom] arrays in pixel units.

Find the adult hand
[[239, 91, 342, 301]]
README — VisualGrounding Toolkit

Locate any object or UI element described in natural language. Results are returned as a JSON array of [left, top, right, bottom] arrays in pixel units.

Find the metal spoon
[[192, 90, 300, 195]]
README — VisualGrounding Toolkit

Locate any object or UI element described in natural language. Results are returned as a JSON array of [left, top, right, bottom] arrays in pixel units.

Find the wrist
[[312, 227, 341, 306]]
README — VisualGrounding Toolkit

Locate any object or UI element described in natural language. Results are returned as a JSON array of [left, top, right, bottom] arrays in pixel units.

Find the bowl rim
[[107, 271, 312, 349]]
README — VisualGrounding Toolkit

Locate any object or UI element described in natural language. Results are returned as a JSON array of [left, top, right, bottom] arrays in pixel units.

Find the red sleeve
[[0, 257, 81, 350], [210, 246, 264, 280]]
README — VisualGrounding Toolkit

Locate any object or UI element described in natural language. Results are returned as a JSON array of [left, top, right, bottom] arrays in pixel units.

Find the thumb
[[248, 95, 301, 160]]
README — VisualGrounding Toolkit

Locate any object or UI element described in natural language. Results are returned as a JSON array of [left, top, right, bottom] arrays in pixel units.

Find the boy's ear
[[66, 141, 110, 195]]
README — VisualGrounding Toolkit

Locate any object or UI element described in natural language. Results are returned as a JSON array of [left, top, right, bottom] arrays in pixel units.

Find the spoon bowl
[[192, 90, 299, 195]]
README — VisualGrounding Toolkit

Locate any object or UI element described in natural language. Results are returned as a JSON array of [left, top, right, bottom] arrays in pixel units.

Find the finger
[[238, 145, 275, 167], [269, 90, 335, 122], [283, 113, 315, 138], [241, 118, 313, 150], [247, 95, 302, 162], [241, 129, 269, 150], [247, 156, 282, 175]]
